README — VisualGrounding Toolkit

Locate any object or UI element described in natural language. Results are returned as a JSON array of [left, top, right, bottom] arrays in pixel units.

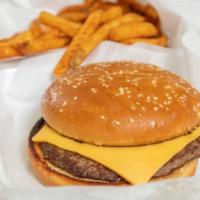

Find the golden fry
[[54, 10, 103, 77], [89, 1, 117, 12], [117, 0, 132, 13], [58, 4, 87, 15], [84, 0, 96, 7], [0, 30, 41, 47], [29, 20, 43, 36], [39, 11, 81, 37], [100, 6, 123, 24], [67, 26, 109, 69], [145, 4, 160, 25], [120, 0, 146, 13], [120, 0, 160, 25], [59, 11, 88, 22], [121, 35, 168, 46], [30, 19, 66, 38], [118, 12, 145, 22], [109, 22, 159, 41], [15, 37, 69, 55], [41, 30, 66, 39], [0, 45, 20, 60], [63, 12, 145, 69]]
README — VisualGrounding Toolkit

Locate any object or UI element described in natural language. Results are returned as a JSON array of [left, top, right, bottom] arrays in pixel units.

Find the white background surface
[[0, 0, 200, 199]]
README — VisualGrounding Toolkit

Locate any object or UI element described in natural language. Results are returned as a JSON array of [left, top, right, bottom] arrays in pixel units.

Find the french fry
[[121, 35, 168, 46], [84, 0, 96, 7], [0, 45, 20, 60], [100, 6, 123, 24], [118, 0, 132, 13], [61, 12, 146, 69], [120, 0, 160, 25], [54, 10, 103, 77], [109, 22, 159, 41], [0, 30, 41, 47], [58, 4, 87, 15], [120, 0, 146, 14], [145, 4, 160, 25], [64, 26, 109, 70], [39, 11, 82, 37], [59, 11, 88, 22], [89, 1, 117, 12], [117, 12, 145, 23], [0, 0, 166, 62], [15, 37, 69, 56], [29, 20, 43, 36], [30, 19, 66, 38]]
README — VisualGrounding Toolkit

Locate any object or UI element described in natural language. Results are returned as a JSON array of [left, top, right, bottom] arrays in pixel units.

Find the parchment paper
[[0, 0, 200, 199]]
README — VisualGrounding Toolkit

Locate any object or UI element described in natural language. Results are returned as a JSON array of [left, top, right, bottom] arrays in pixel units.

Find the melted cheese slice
[[33, 126, 200, 184]]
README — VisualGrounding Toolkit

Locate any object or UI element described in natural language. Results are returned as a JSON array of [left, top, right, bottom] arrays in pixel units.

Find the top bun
[[42, 61, 200, 146]]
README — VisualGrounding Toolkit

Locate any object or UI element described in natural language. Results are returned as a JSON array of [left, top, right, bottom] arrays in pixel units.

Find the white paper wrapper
[[1, 0, 200, 199]]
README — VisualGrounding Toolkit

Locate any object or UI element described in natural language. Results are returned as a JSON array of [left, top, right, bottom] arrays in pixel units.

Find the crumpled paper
[[0, 0, 200, 199]]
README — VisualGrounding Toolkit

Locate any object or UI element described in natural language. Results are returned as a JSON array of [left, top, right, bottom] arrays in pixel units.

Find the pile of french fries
[[0, 0, 168, 77]]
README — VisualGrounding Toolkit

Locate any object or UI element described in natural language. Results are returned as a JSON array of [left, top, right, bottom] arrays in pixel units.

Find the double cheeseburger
[[29, 61, 200, 186]]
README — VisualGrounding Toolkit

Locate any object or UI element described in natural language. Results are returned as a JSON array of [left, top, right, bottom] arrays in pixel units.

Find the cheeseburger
[[29, 61, 200, 185]]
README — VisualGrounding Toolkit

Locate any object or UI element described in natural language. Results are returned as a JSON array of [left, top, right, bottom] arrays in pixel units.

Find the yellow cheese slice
[[32, 126, 200, 184]]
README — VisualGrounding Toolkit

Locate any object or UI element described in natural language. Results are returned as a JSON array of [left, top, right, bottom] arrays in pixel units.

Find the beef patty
[[30, 118, 200, 183]]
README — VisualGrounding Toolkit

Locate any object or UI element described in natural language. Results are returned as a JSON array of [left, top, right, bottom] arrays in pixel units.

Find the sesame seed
[[115, 87, 125, 96], [137, 94, 144, 98], [72, 85, 78, 89], [164, 101, 168, 105], [165, 93, 170, 97], [147, 96, 151, 100], [59, 109, 63, 113], [167, 100, 172, 105], [62, 101, 67, 106], [131, 105, 137, 111], [113, 120, 120, 126], [167, 96, 172, 100], [73, 96, 78, 101], [152, 80, 157, 87], [166, 107, 170, 111], [150, 120, 156, 127], [164, 85, 171, 89], [129, 118, 134, 122], [91, 88, 98, 93], [141, 107, 146, 111], [119, 87, 125, 93], [100, 115, 106, 120], [154, 107, 159, 111], [119, 70, 123, 75]]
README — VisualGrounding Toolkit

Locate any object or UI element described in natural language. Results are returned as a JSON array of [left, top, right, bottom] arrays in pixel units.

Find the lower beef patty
[[30, 119, 200, 183], [39, 136, 200, 183]]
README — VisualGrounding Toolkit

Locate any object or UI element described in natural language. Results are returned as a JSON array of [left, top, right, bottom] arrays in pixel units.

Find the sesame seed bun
[[29, 142, 197, 186], [41, 61, 200, 146]]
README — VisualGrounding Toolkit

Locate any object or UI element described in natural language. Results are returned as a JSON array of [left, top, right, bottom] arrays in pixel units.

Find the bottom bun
[[29, 143, 197, 186]]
